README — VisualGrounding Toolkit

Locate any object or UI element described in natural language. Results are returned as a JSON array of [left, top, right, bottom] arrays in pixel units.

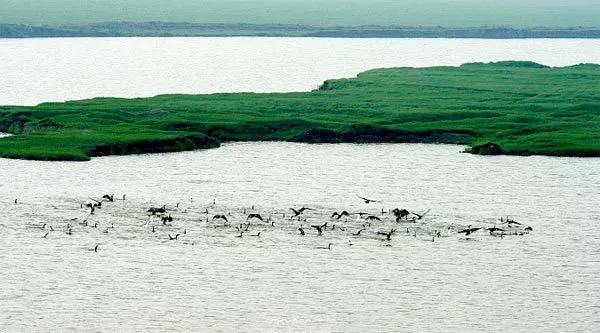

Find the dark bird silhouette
[[524, 226, 533, 231], [235, 232, 244, 238], [168, 234, 180, 240], [377, 229, 396, 241], [250, 232, 261, 237], [352, 228, 365, 236], [161, 215, 173, 225], [487, 227, 505, 234], [331, 211, 350, 219], [298, 225, 305, 236], [94, 244, 99, 252], [392, 208, 410, 222], [102, 194, 114, 202], [458, 225, 482, 236], [213, 214, 228, 223], [42, 232, 49, 238], [147, 205, 166, 215], [290, 207, 312, 217], [152, 226, 155, 233], [247, 213, 263, 221], [365, 215, 382, 221], [311, 222, 328, 236], [357, 195, 378, 204], [317, 243, 333, 250], [14, 199, 17, 204], [412, 209, 431, 220]]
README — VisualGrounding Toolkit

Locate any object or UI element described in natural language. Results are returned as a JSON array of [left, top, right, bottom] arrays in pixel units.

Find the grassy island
[[0, 61, 598, 161]]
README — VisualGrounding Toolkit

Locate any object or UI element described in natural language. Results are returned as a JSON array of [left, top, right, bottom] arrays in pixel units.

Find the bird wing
[[357, 195, 369, 201]]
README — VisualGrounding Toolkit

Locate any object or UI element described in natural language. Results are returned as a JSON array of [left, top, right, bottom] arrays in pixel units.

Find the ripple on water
[[0, 142, 599, 332]]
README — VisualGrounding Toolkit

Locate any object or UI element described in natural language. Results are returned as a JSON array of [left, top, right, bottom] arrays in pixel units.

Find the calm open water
[[1, 37, 600, 106], [1, 143, 599, 332], [1, 38, 600, 332]]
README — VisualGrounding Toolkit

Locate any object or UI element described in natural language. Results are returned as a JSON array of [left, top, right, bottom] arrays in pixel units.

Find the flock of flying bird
[[16, 193, 534, 252]]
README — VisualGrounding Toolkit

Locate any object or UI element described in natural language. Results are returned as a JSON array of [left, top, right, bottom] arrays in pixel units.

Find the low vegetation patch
[[0, 61, 598, 161]]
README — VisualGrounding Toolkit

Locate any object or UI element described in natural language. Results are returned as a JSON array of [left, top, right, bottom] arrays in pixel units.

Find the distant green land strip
[[0, 61, 599, 161], [2, 23, 600, 38]]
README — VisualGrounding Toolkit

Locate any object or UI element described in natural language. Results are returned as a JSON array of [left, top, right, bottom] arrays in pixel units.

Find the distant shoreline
[[2, 22, 600, 39]]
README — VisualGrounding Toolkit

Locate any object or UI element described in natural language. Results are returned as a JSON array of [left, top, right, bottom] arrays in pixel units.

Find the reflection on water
[[1, 142, 599, 332]]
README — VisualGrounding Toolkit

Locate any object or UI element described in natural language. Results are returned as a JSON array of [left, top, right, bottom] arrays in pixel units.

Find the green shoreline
[[2, 22, 600, 39], [1, 61, 599, 161]]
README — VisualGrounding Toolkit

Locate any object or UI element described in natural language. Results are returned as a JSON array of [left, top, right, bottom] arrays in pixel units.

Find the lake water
[[1, 37, 600, 106], [1, 143, 599, 332], [1, 37, 600, 332]]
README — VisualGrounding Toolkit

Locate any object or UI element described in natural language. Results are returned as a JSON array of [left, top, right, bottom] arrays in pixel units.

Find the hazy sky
[[1, 0, 599, 27]]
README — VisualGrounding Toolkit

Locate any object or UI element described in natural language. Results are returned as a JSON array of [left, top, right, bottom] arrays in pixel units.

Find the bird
[[250, 232, 261, 237], [235, 232, 244, 238], [352, 228, 365, 236], [147, 205, 166, 215], [458, 225, 482, 236], [524, 226, 533, 231], [102, 194, 114, 202], [365, 215, 381, 221], [14, 199, 17, 204], [377, 229, 396, 241], [392, 208, 410, 222], [298, 225, 305, 236], [486, 227, 505, 234], [247, 213, 264, 221], [331, 211, 350, 219], [161, 215, 173, 224], [168, 234, 180, 240], [94, 244, 99, 252], [212, 214, 228, 223], [42, 232, 49, 238], [290, 207, 311, 217], [317, 243, 333, 250], [412, 209, 431, 220], [311, 223, 327, 236], [357, 195, 378, 204]]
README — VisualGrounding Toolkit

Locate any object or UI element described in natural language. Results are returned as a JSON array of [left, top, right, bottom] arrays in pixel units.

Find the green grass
[[1, 61, 599, 161]]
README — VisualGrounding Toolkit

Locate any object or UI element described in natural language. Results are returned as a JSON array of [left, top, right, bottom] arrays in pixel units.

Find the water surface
[[1, 143, 599, 332], [1, 37, 600, 105]]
